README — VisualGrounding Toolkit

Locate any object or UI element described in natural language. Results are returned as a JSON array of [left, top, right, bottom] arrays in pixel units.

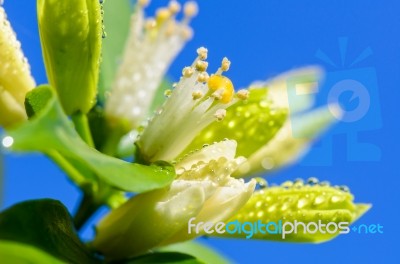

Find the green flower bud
[[221, 179, 370, 243], [183, 88, 288, 159], [37, 0, 102, 114]]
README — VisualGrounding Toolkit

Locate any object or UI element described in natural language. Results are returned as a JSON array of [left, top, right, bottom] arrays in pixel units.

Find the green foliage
[[160, 241, 231, 264], [0, 199, 99, 264], [126, 252, 203, 264], [0, 241, 64, 264], [9, 86, 175, 193]]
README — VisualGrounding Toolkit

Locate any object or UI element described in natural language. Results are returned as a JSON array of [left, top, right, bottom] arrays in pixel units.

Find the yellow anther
[[181, 25, 193, 40], [156, 8, 171, 25], [237, 89, 249, 100], [138, 0, 150, 7], [168, 0, 181, 14], [197, 47, 208, 60], [184, 1, 198, 18], [164, 89, 173, 97], [214, 109, 227, 121], [145, 19, 157, 30], [197, 72, 209, 82], [182, 66, 194, 77], [195, 60, 208, 72], [221, 57, 231, 71], [207, 75, 234, 104], [165, 21, 177, 36], [192, 90, 203, 100]]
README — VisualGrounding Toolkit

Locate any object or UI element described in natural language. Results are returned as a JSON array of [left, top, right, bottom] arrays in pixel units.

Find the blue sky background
[[1, 0, 399, 263]]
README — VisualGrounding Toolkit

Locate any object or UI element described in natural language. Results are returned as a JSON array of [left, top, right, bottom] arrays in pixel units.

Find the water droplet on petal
[[313, 195, 325, 206]]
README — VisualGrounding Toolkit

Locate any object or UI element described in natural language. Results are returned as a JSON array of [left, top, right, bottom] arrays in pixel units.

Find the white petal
[[235, 104, 340, 177], [162, 178, 256, 245], [250, 66, 322, 114], [93, 184, 206, 259], [175, 140, 238, 173]]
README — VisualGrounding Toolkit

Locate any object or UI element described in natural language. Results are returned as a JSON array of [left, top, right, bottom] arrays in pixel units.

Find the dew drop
[[307, 177, 319, 185], [261, 157, 274, 170], [2, 136, 13, 148], [330, 195, 342, 203], [320, 181, 330, 186], [339, 185, 350, 192], [281, 180, 293, 188], [255, 177, 268, 189], [297, 198, 309, 209], [313, 195, 325, 206], [267, 204, 276, 213]]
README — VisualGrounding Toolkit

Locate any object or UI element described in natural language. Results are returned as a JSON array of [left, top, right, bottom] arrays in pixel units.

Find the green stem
[[73, 193, 101, 231], [100, 129, 123, 156], [47, 151, 86, 186], [71, 112, 95, 147]]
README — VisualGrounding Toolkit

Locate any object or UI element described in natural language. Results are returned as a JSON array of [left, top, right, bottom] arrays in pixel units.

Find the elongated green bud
[[37, 0, 102, 114], [219, 178, 370, 243]]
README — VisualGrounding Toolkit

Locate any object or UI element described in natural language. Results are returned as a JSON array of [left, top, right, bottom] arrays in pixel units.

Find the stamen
[[183, 1, 198, 20], [216, 57, 231, 75], [214, 109, 227, 121], [197, 72, 209, 83], [145, 18, 157, 30], [164, 89, 173, 97], [182, 66, 194, 77], [180, 25, 193, 40], [237, 89, 249, 100], [138, 0, 150, 8], [207, 75, 234, 104], [196, 47, 208, 60], [156, 8, 171, 25], [168, 0, 181, 15], [192, 90, 203, 100], [195, 60, 208, 72]]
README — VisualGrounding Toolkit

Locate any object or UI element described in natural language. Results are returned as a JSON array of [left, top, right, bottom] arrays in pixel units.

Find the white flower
[[93, 140, 256, 260], [105, 0, 198, 129], [136, 49, 248, 162], [0, 5, 35, 128]]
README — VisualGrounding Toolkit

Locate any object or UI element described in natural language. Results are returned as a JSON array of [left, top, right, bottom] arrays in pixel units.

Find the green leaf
[[0, 241, 64, 264], [219, 179, 371, 243], [9, 86, 175, 193], [0, 199, 99, 264], [0, 148, 3, 207], [98, 0, 132, 103], [160, 241, 231, 264], [183, 88, 288, 159], [126, 252, 203, 264]]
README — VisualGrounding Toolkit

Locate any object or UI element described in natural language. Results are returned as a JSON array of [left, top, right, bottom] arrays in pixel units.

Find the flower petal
[[234, 104, 341, 177]]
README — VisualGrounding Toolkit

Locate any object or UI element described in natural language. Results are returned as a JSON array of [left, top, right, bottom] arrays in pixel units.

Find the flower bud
[[0, 6, 35, 128], [222, 179, 370, 242], [93, 140, 256, 260], [37, 0, 102, 114]]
